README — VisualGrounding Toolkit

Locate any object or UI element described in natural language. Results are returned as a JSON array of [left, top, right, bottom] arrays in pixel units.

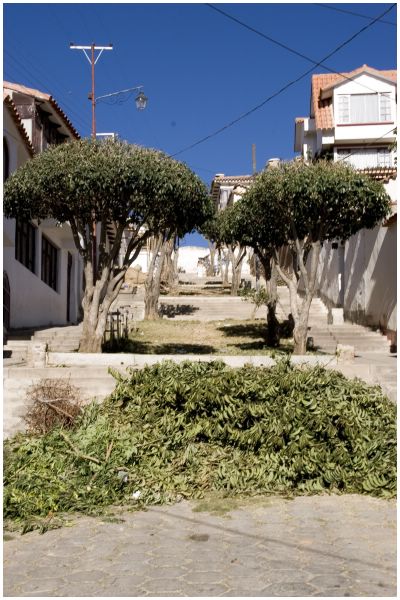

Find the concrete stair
[[32, 324, 83, 352]]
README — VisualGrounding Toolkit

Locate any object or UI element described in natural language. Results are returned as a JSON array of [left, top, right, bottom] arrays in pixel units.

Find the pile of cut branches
[[24, 379, 82, 434], [4, 360, 396, 533]]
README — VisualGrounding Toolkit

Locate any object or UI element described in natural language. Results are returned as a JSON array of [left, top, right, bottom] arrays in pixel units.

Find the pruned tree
[[144, 232, 178, 320], [235, 160, 391, 354], [206, 240, 217, 277], [4, 139, 212, 352], [202, 205, 247, 296]]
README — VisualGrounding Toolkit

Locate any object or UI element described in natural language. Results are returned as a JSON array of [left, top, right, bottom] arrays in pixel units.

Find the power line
[[206, 4, 389, 95], [315, 3, 396, 26], [336, 127, 397, 162], [4, 50, 91, 133], [171, 3, 395, 158]]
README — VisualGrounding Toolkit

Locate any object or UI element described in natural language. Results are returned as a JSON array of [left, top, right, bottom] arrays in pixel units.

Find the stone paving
[[4, 284, 397, 597], [3, 495, 396, 597]]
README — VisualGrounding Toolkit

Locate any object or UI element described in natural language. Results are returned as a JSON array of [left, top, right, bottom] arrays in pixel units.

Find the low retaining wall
[[47, 352, 336, 369]]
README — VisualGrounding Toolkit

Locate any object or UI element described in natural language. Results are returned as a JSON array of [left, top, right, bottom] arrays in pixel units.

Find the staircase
[[32, 324, 83, 352], [275, 286, 391, 355]]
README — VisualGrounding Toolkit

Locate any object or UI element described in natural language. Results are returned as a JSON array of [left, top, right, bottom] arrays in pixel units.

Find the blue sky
[[4, 2, 397, 246]]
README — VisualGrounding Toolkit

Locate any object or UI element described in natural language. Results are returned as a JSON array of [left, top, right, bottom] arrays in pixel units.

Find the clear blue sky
[[4, 2, 397, 246]]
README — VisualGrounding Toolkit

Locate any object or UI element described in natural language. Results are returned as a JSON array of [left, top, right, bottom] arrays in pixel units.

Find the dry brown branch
[[24, 379, 83, 434]]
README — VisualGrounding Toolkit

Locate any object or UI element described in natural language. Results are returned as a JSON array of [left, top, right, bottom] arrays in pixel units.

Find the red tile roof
[[3, 93, 35, 157], [3, 81, 80, 139], [210, 174, 255, 203], [359, 166, 397, 182], [311, 65, 397, 130]]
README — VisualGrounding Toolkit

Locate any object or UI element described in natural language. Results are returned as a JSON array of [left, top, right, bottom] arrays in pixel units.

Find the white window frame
[[336, 92, 393, 124], [336, 146, 393, 168]]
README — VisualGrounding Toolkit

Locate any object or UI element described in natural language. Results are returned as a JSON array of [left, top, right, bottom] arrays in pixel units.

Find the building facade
[[3, 82, 84, 331], [294, 65, 397, 345]]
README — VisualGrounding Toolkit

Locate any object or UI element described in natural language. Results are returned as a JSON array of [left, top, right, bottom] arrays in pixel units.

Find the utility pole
[[69, 43, 113, 138], [69, 43, 113, 282], [252, 143, 257, 174]]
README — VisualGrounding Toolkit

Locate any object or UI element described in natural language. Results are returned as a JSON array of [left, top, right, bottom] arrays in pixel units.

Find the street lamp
[[94, 85, 148, 114], [69, 42, 148, 282], [69, 42, 148, 138]]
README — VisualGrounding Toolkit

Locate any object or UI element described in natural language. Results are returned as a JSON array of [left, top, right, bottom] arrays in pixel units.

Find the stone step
[[4, 365, 123, 377]]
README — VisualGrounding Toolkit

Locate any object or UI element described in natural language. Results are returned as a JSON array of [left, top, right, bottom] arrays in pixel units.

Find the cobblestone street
[[4, 495, 396, 597]]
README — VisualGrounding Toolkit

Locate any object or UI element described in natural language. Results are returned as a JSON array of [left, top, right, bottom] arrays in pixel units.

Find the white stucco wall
[[316, 218, 396, 334], [298, 72, 396, 158], [3, 219, 82, 329], [333, 74, 396, 143], [129, 245, 251, 278], [4, 104, 83, 330], [344, 221, 396, 332]]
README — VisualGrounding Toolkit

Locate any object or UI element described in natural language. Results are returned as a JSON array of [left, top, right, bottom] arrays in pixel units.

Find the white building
[[294, 65, 397, 346], [3, 82, 84, 331], [209, 174, 255, 278]]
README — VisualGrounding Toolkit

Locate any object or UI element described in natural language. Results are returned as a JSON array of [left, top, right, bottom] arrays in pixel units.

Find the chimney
[[266, 158, 280, 169]]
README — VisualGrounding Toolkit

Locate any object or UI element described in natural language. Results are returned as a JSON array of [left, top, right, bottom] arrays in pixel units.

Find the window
[[41, 236, 58, 291], [15, 220, 36, 273], [377, 148, 392, 167], [380, 93, 392, 121], [337, 93, 393, 124], [337, 147, 393, 169], [3, 138, 10, 181], [337, 96, 350, 124]]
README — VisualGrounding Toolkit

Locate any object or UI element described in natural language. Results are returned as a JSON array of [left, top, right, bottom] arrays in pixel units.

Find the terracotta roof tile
[[3, 81, 80, 140], [3, 94, 35, 157], [358, 166, 397, 181], [210, 174, 255, 203], [312, 65, 397, 130]]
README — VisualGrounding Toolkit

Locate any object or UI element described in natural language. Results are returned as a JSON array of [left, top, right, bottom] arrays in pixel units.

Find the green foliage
[[232, 160, 391, 250], [239, 286, 271, 310], [3, 138, 212, 238], [201, 203, 242, 247], [4, 361, 396, 533]]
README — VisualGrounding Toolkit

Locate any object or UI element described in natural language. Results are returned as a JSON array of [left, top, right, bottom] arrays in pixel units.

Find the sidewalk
[[4, 495, 396, 597]]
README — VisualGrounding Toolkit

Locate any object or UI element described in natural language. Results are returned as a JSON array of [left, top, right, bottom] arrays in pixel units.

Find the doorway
[[66, 253, 72, 322]]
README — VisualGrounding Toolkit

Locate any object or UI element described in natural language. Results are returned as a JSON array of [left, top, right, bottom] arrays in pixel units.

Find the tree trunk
[[162, 238, 176, 287], [259, 257, 280, 347], [222, 250, 230, 285], [144, 235, 168, 320], [229, 246, 246, 296], [266, 300, 280, 347], [79, 274, 125, 353], [275, 240, 321, 355], [206, 241, 216, 277], [172, 248, 179, 287], [79, 329, 103, 353], [144, 280, 160, 320], [293, 310, 309, 355]]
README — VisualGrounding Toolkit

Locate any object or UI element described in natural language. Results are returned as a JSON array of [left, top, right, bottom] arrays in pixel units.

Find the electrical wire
[[315, 3, 396, 26], [206, 4, 391, 95], [171, 3, 395, 158], [4, 50, 91, 133], [335, 127, 397, 162]]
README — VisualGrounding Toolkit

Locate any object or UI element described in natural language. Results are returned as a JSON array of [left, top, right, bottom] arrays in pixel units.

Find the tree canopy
[[4, 138, 212, 240], [225, 160, 391, 353], [4, 139, 213, 352]]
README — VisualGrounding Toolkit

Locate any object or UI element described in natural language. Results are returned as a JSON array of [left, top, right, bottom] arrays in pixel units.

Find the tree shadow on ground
[[103, 339, 215, 355], [217, 322, 268, 340], [226, 341, 292, 354], [159, 304, 200, 318]]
